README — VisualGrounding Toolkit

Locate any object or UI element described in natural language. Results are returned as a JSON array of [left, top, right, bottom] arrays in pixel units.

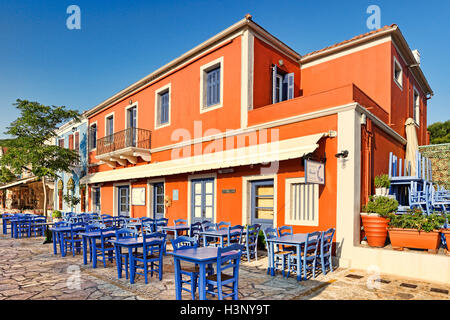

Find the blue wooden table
[[160, 225, 190, 239], [198, 229, 245, 247], [265, 233, 308, 281], [109, 236, 162, 284], [170, 247, 238, 300], [50, 225, 86, 257], [79, 230, 117, 268]]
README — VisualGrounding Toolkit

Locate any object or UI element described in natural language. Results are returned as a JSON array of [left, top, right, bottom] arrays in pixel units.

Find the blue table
[[266, 233, 307, 281], [160, 225, 190, 239], [170, 247, 238, 300], [109, 236, 162, 284], [50, 225, 86, 257], [79, 230, 117, 268], [199, 229, 245, 247], [10, 218, 32, 238]]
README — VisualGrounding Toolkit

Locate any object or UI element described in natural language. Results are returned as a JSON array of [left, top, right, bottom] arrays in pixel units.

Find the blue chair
[[93, 227, 116, 268], [278, 225, 296, 252], [287, 231, 321, 279], [31, 216, 46, 237], [242, 224, 261, 262], [17, 217, 32, 238], [154, 218, 169, 232], [189, 222, 202, 240], [227, 225, 244, 246], [171, 236, 199, 299], [130, 232, 166, 284], [205, 243, 244, 300], [175, 219, 188, 225], [63, 222, 85, 257], [263, 228, 291, 276], [316, 228, 335, 275], [202, 222, 217, 247], [114, 228, 138, 279], [217, 221, 231, 230]]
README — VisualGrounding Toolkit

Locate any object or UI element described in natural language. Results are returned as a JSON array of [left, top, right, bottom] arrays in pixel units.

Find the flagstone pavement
[[0, 234, 448, 300]]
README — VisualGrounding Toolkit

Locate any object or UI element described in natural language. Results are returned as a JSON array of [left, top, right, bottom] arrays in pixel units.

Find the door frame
[[187, 173, 217, 225], [242, 174, 277, 228], [113, 182, 130, 217], [146, 178, 165, 218]]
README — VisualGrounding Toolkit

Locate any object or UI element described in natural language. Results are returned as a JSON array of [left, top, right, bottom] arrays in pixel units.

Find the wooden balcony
[[95, 127, 151, 167]]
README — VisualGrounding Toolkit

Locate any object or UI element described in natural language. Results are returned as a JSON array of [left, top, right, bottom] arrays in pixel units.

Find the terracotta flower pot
[[388, 228, 441, 253], [441, 229, 450, 256], [361, 213, 389, 247]]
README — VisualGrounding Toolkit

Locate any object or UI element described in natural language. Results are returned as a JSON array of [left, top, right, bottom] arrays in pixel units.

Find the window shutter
[[68, 134, 74, 150], [286, 73, 294, 100], [271, 65, 277, 104], [74, 132, 79, 152]]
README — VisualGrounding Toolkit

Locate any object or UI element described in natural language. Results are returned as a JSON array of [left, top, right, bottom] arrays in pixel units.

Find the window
[[68, 134, 74, 150], [285, 177, 319, 226], [200, 57, 223, 112], [58, 138, 64, 148], [74, 131, 79, 152], [393, 56, 403, 89], [105, 114, 114, 144], [89, 123, 97, 150], [413, 88, 420, 125], [272, 64, 294, 104], [155, 84, 171, 128]]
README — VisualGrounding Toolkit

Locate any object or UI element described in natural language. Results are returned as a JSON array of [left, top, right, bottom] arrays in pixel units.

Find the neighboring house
[[79, 16, 441, 281], [53, 115, 88, 213]]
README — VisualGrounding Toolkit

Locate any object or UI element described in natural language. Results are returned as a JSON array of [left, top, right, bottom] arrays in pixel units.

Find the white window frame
[[154, 83, 171, 129], [413, 86, 420, 126], [89, 121, 98, 151], [200, 56, 224, 113], [104, 112, 115, 136], [393, 56, 403, 90], [125, 102, 138, 129], [285, 177, 319, 226], [147, 178, 166, 218]]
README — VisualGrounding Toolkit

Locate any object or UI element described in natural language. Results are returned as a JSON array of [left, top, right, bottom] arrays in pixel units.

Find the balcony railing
[[96, 127, 151, 157]]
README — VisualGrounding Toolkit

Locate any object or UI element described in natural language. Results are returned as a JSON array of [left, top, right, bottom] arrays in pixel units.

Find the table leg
[[220, 236, 224, 248], [296, 244, 302, 281], [129, 246, 134, 284], [114, 244, 122, 279], [198, 263, 206, 300], [52, 230, 57, 255], [203, 234, 207, 247], [173, 257, 182, 300], [60, 232, 66, 257], [82, 236, 87, 265], [92, 238, 97, 268], [270, 242, 275, 276]]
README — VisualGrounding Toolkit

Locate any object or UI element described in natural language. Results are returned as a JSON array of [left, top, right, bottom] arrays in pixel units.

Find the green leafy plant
[[52, 210, 62, 218], [63, 193, 80, 209], [374, 174, 390, 188], [362, 195, 398, 218], [388, 209, 446, 232], [257, 230, 266, 250]]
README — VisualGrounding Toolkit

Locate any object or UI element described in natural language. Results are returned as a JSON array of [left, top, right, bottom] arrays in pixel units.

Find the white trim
[[284, 177, 319, 226], [113, 181, 130, 217], [393, 55, 403, 91], [241, 174, 277, 228], [301, 35, 392, 69], [146, 178, 166, 218], [199, 56, 224, 113], [240, 29, 254, 127], [187, 173, 217, 225], [412, 86, 420, 126], [154, 83, 172, 129], [125, 101, 138, 129]]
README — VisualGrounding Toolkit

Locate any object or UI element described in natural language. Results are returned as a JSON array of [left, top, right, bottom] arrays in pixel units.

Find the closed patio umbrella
[[405, 118, 419, 177]]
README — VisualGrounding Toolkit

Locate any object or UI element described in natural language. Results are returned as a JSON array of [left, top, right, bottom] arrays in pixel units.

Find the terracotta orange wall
[[252, 37, 301, 109], [301, 41, 392, 116], [88, 36, 242, 169]]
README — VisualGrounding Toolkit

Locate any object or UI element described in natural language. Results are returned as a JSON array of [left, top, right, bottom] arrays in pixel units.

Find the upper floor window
[[127, 105, 137, 129], [155, 84, 171, 128], [89, 123, 97, 150], [272, 64, 294, 104], [74, 131, 80, 152], [413, 88, 420, 125], [393, 56, 403, 89], [58, 138, 64, 148], [200, 57, 223, 113], [106, 115, 114, 137]]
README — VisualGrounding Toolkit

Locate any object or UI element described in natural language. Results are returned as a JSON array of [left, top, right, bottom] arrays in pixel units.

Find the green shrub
[[52, 210, 62, 218], [374, 174, 390, 188], [362, 195, 398, 218], [388, 209, 446, 232]]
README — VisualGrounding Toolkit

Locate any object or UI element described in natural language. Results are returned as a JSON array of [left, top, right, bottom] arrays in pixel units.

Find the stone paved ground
[[0, 234, 449, 300]]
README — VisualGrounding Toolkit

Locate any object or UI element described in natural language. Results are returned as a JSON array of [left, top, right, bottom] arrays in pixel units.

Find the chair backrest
[[189, 221, 203, 238], [142, 221, 155, 234], [115, 227, 138, 239], [171, 236, 198, 252], [142, 232, 166, 256], [217, 221, 231, 230], [174, 219, 188, 225], [155, 218, 168, 227], [321, 228, 335, 256], [85, 223, 102, 232], [202, 222, 217, 232], [54, 221, 69, 228], [278, 225, 293, 237], [99, 227, 116, 245], [262, 227, 278, 251], [228, 225, 244, 244], [245, 223, 261, 247], [303, 231, 321, 258], [216, 243, 244, 277]]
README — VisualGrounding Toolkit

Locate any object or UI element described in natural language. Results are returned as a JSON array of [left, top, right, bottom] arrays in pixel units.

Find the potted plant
[[52, 210, 62, 222], [374, 174, 390, 196], [361, 196, 398, 247], [388, 209, 446, 253], [441, 214, 450, 256]]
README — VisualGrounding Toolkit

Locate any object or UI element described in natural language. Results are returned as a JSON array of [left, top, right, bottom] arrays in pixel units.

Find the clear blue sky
[[0, 0, 448, 139]]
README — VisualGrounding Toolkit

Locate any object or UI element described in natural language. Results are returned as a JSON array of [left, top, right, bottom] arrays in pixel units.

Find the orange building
[[80, 16, 434, 273]]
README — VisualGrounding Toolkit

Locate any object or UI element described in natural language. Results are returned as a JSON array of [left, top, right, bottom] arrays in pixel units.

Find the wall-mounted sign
[[173, 189, 179, 201], [131, 187, 146, 206], [305, 159, 325, 184], [222, 189, 236, 194]]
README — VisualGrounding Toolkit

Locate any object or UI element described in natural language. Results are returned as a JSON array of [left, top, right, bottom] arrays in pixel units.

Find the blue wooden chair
[[115, 228, 138, 279], [227, 225, 244, 246], [189, 222, 203, 244], [278, 225, 296, 252], [93, 227, 116, 268], [242, 224, 261, 262], [263, 227, 291, 276], [171, 236, 199, 299], [205, 243, 244, 300], [316, 228, 335, 276], [175, 219, 188, 225], [287, 231, 321, 279], [154, 218, 169, 232], [31, 216, 46, 237], [130, 232, 166, 284], [63, 222, 85, 257], [202, 222, 218, 247], [17, 216, 32, 238]]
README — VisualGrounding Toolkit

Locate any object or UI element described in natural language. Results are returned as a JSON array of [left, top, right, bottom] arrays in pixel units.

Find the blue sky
[[0, 0, 448, 139]]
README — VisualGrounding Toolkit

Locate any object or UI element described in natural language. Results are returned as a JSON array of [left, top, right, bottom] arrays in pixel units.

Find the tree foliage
[[428, 120, 450, 144]]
